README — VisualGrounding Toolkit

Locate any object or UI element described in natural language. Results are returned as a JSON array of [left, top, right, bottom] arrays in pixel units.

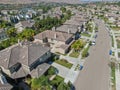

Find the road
[[74, 19, 111, 90]]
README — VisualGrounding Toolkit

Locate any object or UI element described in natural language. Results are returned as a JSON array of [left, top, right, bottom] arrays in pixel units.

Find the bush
[[50, 75, 64, 86], [47, 66, 56, 75], [82, 46, 89, 58]]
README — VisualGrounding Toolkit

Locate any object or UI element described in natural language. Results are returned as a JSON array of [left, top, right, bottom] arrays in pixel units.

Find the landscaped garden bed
[[55, 59, 73, 69]]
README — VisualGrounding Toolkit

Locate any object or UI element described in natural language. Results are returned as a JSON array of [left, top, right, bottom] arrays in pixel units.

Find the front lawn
[[111, 27, 120, 31], [69, 51, 80, 58], [116, 39, 120, 48], [81, 32, 91, 37], [82, 45, 90, 58], [55, 59, 73, 69]]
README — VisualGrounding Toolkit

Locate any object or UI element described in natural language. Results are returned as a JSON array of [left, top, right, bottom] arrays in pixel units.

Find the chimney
[[68, 28, 70, 34]]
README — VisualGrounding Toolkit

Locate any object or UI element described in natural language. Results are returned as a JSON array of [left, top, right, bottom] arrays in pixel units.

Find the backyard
[[55, 59, 73, 69]]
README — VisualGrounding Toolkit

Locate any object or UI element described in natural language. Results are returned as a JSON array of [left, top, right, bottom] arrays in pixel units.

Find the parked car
[[91, 41, 96, 45], [79, 65, 83, 70], [94, 34, 97, 38], [109, 50, 112, 55]]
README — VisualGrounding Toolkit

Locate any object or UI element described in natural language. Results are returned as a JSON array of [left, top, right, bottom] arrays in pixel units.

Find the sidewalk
[[107, 24, 120, 90], [116, 64, 120, 90]]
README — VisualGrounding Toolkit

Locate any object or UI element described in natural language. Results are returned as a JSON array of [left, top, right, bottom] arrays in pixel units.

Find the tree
[[60, 7, 66, 13], [82, 46, 89, 58], [71, 40, 85, 52], [31, 75, 51, 90], [57, 81, 70, 90], [6, 27, 17, 37], [18, 29, 35, 41], [47, 66, 56, 75]]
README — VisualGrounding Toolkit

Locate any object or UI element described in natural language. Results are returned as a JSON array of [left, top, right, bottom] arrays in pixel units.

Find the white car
[[92, 41, 96, 45]]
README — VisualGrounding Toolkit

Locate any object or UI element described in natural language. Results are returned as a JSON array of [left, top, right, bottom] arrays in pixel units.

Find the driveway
[[52, 62, 69, 78], [74, 19, 111, 90]]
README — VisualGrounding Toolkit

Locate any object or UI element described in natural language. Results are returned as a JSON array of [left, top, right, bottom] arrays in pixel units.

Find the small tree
[[6, 27, 17, 37], [47, 66, 56, 75], [82, 47, 89, 58], [60, 7, 66, 13], [18, 29, 35, 41], [57, 81, 70, 90]]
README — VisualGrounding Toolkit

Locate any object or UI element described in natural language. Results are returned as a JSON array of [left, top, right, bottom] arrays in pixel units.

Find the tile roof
[[0, 42, 50, 69], [10, 67, 28, 79], [56, 25, 79, 34], [31, 63, 50, 78], [34, 30, 73, 42]]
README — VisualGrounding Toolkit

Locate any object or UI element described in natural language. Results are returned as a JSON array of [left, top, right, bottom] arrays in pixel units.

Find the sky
[[81, 0, 120, 1]]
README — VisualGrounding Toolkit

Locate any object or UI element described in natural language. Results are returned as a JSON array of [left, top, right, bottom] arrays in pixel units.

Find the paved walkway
[[115, 64, 120, 90], [106, 23, 120, 90]]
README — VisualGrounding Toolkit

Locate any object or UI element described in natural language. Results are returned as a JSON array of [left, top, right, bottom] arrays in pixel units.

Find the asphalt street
[[74, 19, 111, 90]]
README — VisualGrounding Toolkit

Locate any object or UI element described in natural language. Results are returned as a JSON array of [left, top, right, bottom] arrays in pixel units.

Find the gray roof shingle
[[0, 42, 50, 69], [34, 30, 73, 42]]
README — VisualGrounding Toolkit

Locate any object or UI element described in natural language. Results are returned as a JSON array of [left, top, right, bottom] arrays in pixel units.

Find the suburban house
[[34, 30, 74, 54], [15, 20, 34, 33], [0, 42, 51, 79], [0, 28, 8, 41], [56, 24, 80, 39]]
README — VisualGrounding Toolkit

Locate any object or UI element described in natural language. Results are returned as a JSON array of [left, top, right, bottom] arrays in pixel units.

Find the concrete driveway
[[52, 62, 69, 78], [74, 19, 111, 90]]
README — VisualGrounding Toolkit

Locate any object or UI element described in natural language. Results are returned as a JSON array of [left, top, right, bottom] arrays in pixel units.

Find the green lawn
[[81, 33, 91, 37], [116, 39, 120, 48], [111, 36, 114, 47], [111, 27, 120, 31], [55, 59, 73, 69], [82, 45, 90, 59], [69, 51, 80, 58], [111, 62, 116, 90]]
